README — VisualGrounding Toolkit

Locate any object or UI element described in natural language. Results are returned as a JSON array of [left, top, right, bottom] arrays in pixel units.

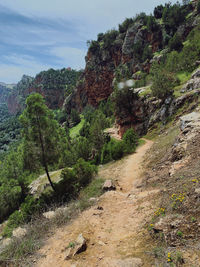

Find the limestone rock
[[12, 227, 27, 238], [43, 211, 56, 219], [102, 180, 116, 191], [180, 112, 200, 131], [195, 187, 200, 195], [181, 69, 200, 92], [65, 234, 87, 260]]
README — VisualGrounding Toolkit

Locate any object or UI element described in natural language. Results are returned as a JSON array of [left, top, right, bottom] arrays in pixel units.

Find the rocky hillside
[[7, 68, 81, 114], [65, 0, 200, 135]]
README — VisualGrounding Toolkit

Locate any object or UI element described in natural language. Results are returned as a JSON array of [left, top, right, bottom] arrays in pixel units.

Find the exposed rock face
[[65, 20, 165, 113], [181, 68, 200, 93], [117, 90, 200, 137]]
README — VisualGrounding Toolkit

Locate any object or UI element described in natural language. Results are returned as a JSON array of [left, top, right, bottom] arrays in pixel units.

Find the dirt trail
[[36, 139, 160, 267]]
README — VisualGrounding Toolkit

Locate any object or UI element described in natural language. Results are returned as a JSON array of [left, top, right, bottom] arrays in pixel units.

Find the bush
[[70, 109, 80, 126], [154, 4, 164, 19], [169, 34, 183, 51], [73, 158, 97, 187], [123, 128, 139, 153], [197, 0, 200, 13], [101, 139, 125, 164], [2, 196, 43, 237], [151, 63, 179, 99], [58, 159, 97, 198]]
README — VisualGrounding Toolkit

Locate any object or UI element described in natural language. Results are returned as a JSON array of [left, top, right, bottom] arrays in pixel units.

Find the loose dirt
[[36, 140, 160, 267]]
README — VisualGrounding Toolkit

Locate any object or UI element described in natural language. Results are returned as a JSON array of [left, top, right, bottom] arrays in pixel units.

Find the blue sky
[[0, 0, 178, 83]]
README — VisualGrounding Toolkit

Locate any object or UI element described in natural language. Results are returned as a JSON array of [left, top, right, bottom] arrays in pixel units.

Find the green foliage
[[122, 128, 139, 153], [2, 196, 43, 237], [101, 139, 125, 164], [154, 4, 164, 19], [197, 0, 200, 13], [88, 40, 100, 53], [0, 181, 21, 222], [112, 87, 138, 120], [118, 18, 134, 33], [162, 3, 186, 35], [72, 136, 91, 161], [164, 25, 200, 73], [147, 15, 159, 32], [151, 63, 180, 99], [168, 33, 183, 51], [0, 104, 21, 154], [20, 93, 70, 191], [70, 109, 81, 126], [58, 159, 97, 198]]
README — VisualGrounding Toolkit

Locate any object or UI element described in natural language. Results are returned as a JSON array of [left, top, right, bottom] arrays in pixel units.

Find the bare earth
[[36, 139, 160, 267]]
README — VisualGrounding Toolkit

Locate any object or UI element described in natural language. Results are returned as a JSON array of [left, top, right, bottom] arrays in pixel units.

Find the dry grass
[[0, 178, 105, 267]]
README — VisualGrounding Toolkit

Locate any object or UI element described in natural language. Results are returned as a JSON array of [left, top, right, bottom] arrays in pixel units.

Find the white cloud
[[50, 46, 87, 69], [0, 54, 53, 83], [0, 0, 179, 36]]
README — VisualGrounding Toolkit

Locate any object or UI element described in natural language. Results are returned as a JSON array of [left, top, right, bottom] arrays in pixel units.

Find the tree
[[150, 64, 179, 100], [20, 93, 66, 191], [168, 33, 183, 51]]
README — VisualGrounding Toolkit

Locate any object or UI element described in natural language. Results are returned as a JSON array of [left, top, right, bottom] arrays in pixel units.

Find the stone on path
[[102, 180, 116, 191]]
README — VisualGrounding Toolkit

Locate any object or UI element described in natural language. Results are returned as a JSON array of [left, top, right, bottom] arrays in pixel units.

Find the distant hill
[[7, 69, 82, 114]]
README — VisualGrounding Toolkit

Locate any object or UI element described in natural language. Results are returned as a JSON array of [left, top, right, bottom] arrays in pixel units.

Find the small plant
[[174, 251, 184, 264], [154, 207, 165, 217], [191, 217, 196, 223], [153, 246, 165, 258], [167, 252, 172, 263], [67, 241, 75, 249], [171, 193, 185, 209], [177, 230, 183, 238]]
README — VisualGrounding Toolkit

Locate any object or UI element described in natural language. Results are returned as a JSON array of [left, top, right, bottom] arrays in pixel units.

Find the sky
[[0, 0, 178, 83]]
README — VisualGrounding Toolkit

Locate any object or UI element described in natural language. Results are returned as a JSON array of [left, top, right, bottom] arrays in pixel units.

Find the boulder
[[180, 112, 200, 131], [102, 180, 116, 191], [181, 73, 200, 92], [12, 227, 27, 238], [65, 234, 87, 260], [195, 187, 200, 195], [43, 211, 56, 219]]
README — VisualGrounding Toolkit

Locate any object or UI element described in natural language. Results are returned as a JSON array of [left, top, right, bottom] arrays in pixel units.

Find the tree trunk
[[44, 164, 56, 192], [36, 117, 56, 192]]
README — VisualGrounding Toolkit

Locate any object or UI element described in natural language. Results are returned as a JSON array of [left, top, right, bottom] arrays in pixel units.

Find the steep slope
[[65, 1, 198, 112]]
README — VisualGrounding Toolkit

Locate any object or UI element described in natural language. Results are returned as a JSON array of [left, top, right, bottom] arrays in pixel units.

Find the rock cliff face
[[117, 87, 200, 137], [65, 2, 199, 135], [72, 22, 163, 110], [7, 69, 81, 114]]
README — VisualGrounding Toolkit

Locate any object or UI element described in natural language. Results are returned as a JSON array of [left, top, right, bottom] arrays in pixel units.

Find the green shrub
[[123, 128, 139, 153], [73, 158, 97, 187], [197, 0, 200, 13], [110, 140, 124, 160], [101, 143, 112, 164], [101, 139, 125, 164], [151, 63, 179, 99], [169, 33, 183, 51], [58, 159, 97, 198], [2, 196, 43, 237]]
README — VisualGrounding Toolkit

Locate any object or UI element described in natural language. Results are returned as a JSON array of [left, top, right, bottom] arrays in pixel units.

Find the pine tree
[[20, 93, 66, 191]]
